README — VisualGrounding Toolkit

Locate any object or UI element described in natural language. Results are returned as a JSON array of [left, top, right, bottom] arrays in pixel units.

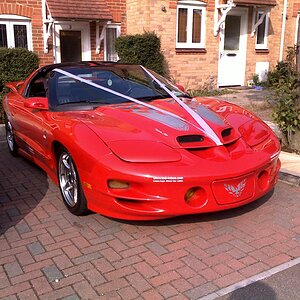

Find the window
[[255, 11, 269, 49], [0, 15, 32, 50], [176, 1, 206, 49], [104, 24, 121, 62]]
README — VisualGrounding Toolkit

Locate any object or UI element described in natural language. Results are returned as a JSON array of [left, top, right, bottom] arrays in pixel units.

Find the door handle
[[227, 53, 237, 57]]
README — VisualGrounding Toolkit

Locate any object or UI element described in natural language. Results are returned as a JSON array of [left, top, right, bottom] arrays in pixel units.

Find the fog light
[[185, 187, 207, 208], [257, 171, 269, 191], [108, 180, 130, 189]]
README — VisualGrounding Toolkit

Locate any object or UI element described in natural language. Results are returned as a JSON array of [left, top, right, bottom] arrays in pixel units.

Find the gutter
[[279, 0, 288, 61]]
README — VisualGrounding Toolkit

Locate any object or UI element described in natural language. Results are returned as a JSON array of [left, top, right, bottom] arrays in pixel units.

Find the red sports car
[[3, 62, 281, 220]]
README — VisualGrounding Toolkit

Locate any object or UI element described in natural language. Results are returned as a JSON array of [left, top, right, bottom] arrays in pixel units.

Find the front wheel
[[57, 148, 88, 215], [5, 117, 18, 156]]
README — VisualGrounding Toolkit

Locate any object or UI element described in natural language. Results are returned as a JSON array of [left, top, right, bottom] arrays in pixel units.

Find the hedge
[[0, 47, 40, 123], [115, 31, 166, 76]]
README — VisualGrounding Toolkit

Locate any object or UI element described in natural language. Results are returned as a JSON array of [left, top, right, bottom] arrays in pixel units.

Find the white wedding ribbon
[[53, 67, 222, 146], [140, 66, 222, 145]]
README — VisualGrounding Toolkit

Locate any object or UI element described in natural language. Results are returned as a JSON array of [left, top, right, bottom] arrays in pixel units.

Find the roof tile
[[47, 0, 112, 20]]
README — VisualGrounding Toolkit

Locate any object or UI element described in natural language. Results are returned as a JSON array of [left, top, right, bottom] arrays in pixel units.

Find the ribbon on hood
[[53, 67, 222, 146]]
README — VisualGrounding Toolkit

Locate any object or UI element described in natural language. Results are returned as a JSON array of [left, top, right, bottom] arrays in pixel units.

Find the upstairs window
[[176, 1, 206, 49], [0, 15, 32, 50], [255, 11, 269, 49]]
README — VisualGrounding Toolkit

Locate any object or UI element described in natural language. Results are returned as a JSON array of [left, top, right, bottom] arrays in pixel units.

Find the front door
[[60, 30, 82, 62], [218, 8, 248, 87], [54, 22, 91, 63]]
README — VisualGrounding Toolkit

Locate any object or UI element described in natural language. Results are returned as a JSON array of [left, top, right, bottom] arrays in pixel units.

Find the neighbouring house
[[0, 0, 300, 88], [126, 0, 300, 88], [0, 0, 126, 65]]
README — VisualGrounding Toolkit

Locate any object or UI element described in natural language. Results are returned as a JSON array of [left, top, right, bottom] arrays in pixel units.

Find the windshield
[[48, 64, 188, 109]]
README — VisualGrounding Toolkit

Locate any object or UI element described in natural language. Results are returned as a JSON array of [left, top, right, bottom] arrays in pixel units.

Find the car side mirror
[[24, 97, 49, 110], [176, 84, 186, 93]]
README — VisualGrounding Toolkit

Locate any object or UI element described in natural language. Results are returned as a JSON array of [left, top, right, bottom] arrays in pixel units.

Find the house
[[0, 0, 126, 65], [0, 0, 299, 88], [126, 0, 300, 88]]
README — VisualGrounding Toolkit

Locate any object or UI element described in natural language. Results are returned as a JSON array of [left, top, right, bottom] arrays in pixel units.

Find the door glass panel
[[192, 9, 202, 43], [14, 25, 28, 48], [106, 28, 118, 62], [178, 8, 187, 43], [224, 15, 241, 51], [0, 24, 8, 47], [60, 30, 82, 62]]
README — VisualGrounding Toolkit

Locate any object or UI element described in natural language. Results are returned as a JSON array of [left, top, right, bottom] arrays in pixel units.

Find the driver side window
[[27, 76, 48, 98]]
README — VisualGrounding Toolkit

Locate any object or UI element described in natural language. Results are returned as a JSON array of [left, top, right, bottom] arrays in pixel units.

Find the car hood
[[79, 97, 245, 149]]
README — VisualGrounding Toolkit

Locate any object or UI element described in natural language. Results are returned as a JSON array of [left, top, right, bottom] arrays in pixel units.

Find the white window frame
[[254, 10, 269, 50], [104, 23, 121, 62], [295, 12, 300, 45], [176, 1, 206, 49], [0, 14, 32, 50]]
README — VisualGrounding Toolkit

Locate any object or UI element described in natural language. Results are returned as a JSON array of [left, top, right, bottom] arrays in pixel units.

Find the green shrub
[[115, 31, 166, 76], [267, 47, 300, 144], [0, 47, 39, 123]]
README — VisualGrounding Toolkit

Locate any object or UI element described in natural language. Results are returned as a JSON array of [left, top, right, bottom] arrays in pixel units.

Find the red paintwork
[[3, 67, 281, 220]]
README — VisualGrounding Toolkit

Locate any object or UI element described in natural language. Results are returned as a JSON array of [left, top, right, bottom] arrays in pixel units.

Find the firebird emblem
[[224, 179, 247, 198]]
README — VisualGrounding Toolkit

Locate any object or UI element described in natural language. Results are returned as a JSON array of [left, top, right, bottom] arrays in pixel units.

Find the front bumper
[[82, 154, 281, 220]]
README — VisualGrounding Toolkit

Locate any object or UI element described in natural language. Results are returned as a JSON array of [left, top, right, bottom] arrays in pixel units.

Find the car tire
[[57, 147, 88, 215], [5, 117, 18, 156]]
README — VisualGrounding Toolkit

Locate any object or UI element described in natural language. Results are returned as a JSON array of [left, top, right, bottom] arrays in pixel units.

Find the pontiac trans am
[[3, 62, 281, 220]]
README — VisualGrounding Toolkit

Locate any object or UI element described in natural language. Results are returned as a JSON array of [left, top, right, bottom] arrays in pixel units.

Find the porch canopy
[[233, 0, 277, 6], [46, 0, 112, 20]]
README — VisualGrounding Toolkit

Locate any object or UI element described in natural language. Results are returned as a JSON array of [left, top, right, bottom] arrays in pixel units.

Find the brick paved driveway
[[0, 141, 300, 300]]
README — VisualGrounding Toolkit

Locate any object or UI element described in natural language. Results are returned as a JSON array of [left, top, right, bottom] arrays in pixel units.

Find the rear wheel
[[57, 148, 88, 215], [5, 117, 18, 156]]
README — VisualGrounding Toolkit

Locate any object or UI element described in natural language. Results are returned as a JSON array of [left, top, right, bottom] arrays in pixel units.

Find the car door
[[14, 74, 50, 165]]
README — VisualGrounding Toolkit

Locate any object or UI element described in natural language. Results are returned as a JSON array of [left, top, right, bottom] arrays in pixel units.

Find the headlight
[[239, 120, 270, 147], [107, 140, 181, 163]]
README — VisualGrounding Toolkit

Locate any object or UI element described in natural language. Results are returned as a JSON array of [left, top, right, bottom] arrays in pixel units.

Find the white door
[[218, 8, 248, 87], [54, 22, 91, 63]]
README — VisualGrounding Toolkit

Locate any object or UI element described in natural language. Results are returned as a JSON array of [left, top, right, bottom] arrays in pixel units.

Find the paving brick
[[83, 268, 106, 287], [117, 285, 139, 299], [73, 281, 98, 299], [17, 289, 39, 300], [15, 222, 31, 234], [214, 271, 245, 288], [61, 295, 80, 300], [0, 270, 10, 289], [52, 274, 84, 290], [181, 254, 207, 272], [92, 257, 115, 274], [145, 241, 168, 256], [63, 245, 82, 259], [0, 282, 31, 299], [212, 263, 233, 276], [171, 278, 193, 293], [95, 278, 129, 294], [42, 265, 64, 282], [184, 282, 218, 300], [141, 289, 164, 300], [105, 266, 136, 281], [31, 276, 53, 295], [53, 254, 73, 270], [150, 270, 181, 287], [16, 251, 35, 267], [4, 261, 23, 278], [10, 270, 42, 285], [100, 248, 122, 262], [126, 272, 151, 293], [27, 241, 45, 256], [157, 283, 179, 298], [39, 286, 75, 300]]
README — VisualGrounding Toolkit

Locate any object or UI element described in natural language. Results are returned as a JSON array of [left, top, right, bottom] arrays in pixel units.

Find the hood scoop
[[176, 134, 214, 148]]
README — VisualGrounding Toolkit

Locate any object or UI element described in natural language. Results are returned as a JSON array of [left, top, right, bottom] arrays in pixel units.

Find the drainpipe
[[279, 0, 288, 61]]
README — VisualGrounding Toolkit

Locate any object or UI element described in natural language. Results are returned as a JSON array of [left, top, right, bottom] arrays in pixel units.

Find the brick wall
[[0, 0, 53, 65], [126, 0, 300, 88]]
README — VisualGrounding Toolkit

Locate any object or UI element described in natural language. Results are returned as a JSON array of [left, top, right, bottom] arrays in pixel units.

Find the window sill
[[176, 48, 207, 54], [255, 49, 269, 54]]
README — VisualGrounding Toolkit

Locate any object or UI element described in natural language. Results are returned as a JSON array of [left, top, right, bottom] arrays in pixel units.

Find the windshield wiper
[[137, 95, 169, 101], [58, 100, 110, 105]]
